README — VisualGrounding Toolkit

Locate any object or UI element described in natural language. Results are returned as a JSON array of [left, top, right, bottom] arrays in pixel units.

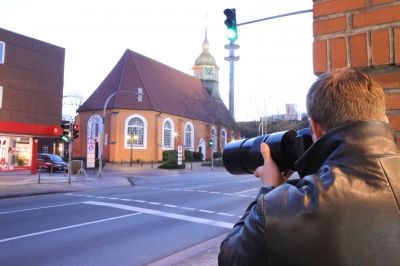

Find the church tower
[[192, 30, 221, 100]]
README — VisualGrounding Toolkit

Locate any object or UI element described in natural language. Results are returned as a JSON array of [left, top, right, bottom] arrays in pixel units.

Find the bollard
[[38, 166, 42, 184], [151, 161, 153, 168], [50, 165, 53, 175], [191, 161, 193, 170], [141, 161, 143, 168], [121, 159, 123, 165]]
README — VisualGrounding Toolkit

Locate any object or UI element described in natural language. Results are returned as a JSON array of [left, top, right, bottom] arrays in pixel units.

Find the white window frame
[[211, 127, 218, 152], [221, 128, 227, 150], [0, 41, 5, 64], [162, 118, 175, 150], [124, 114, 147, 149], [184, 122, 194, 151]]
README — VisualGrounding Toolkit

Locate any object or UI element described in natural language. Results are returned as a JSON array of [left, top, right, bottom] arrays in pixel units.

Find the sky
[[1, 0, 316, 122]]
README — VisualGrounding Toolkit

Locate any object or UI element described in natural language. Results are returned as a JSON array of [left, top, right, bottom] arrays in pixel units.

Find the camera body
[[222, 128, 312, 175]]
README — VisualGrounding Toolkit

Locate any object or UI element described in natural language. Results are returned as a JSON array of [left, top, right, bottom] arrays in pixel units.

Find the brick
[[371, 29, 390, 65], [387, 113, 400, 131], [314, 0, 366, 17], [385, 93, 400, 110], [330, 37, 348, 69], [372, 0, 398, 6], [353, 4, 400, 28], [372, 71, 400, 88], [350, 33, 368, 67], [313, 16, 347, 36], [313, 40, 328, 74], [395, 27, 400, 64]]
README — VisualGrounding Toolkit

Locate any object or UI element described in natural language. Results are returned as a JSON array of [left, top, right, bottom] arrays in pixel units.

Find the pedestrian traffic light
[[224, 8, 238, 42], [208, 139, 213, 147], [73, 123, 80, 139], [61, 122, 70, 142]]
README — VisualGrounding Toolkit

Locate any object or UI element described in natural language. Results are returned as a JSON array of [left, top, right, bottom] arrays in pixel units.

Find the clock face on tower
[[204, 66, 215, 78]]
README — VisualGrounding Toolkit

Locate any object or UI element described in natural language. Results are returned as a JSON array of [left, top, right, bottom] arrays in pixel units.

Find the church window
[[184, 122, 194, 151], [162, 119, 174, 150], [125, 114, 147, 149], [0, 41, 5, 64], [211, 127, 218, 152], [221, 129, 227, 150]]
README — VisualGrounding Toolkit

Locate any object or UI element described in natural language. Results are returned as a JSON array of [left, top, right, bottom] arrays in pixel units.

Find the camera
[[222, 128, 313, 175]]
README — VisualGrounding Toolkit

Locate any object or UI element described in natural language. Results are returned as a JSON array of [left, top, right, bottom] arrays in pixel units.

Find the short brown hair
[[306, 68, 386, 131]]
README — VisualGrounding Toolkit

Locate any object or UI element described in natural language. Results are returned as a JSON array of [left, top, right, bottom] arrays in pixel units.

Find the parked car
[[37, 153, 68, 172]]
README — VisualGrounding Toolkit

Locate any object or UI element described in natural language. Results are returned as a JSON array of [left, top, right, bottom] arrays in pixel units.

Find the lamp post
[[130, 134, 138, 167], [98, 90, 137, 177]]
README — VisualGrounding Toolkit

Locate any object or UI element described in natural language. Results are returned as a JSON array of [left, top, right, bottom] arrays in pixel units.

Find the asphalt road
[[0, 170, 260, 266]]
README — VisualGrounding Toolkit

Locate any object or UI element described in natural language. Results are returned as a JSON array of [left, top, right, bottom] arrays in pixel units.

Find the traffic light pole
[[224, 42, 240, 119], [68, 123, 73, 184]]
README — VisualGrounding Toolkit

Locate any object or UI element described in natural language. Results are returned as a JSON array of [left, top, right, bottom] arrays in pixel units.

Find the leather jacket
[[219, 121, 400, 266]]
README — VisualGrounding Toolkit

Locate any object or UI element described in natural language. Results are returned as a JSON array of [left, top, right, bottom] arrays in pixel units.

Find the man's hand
[[254, 143, 287, 186]]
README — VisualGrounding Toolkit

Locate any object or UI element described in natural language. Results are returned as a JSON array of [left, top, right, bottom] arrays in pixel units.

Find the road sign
[[87, 139, 95, 168], [177, 145, 183, 165]]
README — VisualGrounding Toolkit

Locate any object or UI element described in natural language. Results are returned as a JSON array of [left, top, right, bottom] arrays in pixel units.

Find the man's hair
[[306, 68, 386, 131]]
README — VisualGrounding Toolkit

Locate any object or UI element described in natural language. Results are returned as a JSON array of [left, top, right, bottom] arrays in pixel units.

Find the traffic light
[[73, 123, 80, 139], [208, 139, 213, 147], [224, 8, 238, 42], [61, 122, 70, 142]]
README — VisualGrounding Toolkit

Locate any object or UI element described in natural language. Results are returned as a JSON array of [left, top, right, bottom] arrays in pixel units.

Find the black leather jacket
[[219, 121, 400, 266]]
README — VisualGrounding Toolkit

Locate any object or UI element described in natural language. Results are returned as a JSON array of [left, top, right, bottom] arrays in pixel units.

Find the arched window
[[221, 129, 227, 150], [162, 118, 174, 150], [211, 127, 218, 152], [125, 114, 147, 149], [184, 122, 194, 151]]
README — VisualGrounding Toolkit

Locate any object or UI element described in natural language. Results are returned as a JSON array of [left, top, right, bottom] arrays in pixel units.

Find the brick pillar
[[313, 0, 400, 143]]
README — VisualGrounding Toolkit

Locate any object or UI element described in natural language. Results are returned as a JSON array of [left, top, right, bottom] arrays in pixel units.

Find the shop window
[[42, 145, 49, 154]]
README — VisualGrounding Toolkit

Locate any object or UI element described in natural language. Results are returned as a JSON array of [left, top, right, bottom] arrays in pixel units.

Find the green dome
[[195, 37, 217, 66]]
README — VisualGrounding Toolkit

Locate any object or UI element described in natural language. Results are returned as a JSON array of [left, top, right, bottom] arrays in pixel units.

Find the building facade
[[313, 0, 400, 144], [74, 37, 236, 163], [0, 28, 65, 173]]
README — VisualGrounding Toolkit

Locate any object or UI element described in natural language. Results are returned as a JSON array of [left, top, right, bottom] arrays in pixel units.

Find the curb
[[146, 233, 226, 266]]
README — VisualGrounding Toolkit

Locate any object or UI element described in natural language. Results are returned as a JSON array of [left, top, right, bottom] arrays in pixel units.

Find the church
[[73, 34, 236, 163]]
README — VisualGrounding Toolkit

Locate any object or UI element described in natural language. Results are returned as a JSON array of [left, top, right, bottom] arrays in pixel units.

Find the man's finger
[[260, 143, 271, 163]]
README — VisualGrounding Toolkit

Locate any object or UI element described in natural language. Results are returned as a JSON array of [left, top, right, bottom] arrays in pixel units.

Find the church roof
[[78, 49, 235, 127]]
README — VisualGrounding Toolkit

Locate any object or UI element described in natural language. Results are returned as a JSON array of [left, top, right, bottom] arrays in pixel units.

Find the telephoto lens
[[222, 128, 312, 175]]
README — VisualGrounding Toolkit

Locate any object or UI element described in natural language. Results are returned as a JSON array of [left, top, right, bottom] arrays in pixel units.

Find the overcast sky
[[1, 0, 315, 122]]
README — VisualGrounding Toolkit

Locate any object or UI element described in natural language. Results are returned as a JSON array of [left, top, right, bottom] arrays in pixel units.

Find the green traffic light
[[227, 27, 238, 42], [61, 135, 70, 142]]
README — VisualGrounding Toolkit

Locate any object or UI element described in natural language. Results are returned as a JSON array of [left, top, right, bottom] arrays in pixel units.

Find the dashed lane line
[[83, 201, 234, 229], [65, 193, 242, 218]]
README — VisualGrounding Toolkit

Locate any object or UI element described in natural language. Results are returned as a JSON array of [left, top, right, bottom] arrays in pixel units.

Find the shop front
[[0, 136, 33, 172], [0, 122, 62, 174]]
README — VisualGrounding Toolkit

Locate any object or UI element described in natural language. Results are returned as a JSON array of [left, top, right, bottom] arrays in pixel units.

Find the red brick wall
[[313, 0, 400, 144]]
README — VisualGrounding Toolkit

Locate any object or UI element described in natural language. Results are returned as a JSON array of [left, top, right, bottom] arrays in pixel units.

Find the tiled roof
[[78, 49, 235, 127]]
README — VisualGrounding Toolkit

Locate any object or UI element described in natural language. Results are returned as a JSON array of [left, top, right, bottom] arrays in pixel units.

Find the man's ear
[[309, 117, 325, 141]]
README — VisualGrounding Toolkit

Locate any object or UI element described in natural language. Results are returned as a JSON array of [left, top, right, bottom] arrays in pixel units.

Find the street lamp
[[98, 90, 137, 177], [130, 134, 138, 167]]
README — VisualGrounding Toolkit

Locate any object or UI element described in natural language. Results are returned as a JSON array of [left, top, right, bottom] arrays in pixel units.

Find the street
[[0, 169, 260, 266]]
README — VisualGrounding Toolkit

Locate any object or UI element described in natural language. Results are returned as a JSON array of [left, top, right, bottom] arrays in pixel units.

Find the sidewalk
[[0, 163, 224, 266]]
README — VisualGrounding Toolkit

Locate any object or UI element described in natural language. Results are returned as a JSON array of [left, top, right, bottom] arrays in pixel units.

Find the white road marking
[[233, 188, 258, 195], [149, 202, 162, 205], [84, 201, 234, 229], [164, 204, 178, 208], [180, 207, 195, 211], [0, 202, 83, 215], [198, 209, 215, 214], [0, 213, 141, 243], [217, 212, 235, 217]]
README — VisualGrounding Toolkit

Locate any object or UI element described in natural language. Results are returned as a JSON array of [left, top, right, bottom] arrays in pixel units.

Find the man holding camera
[[218, 68, 400, 266]]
